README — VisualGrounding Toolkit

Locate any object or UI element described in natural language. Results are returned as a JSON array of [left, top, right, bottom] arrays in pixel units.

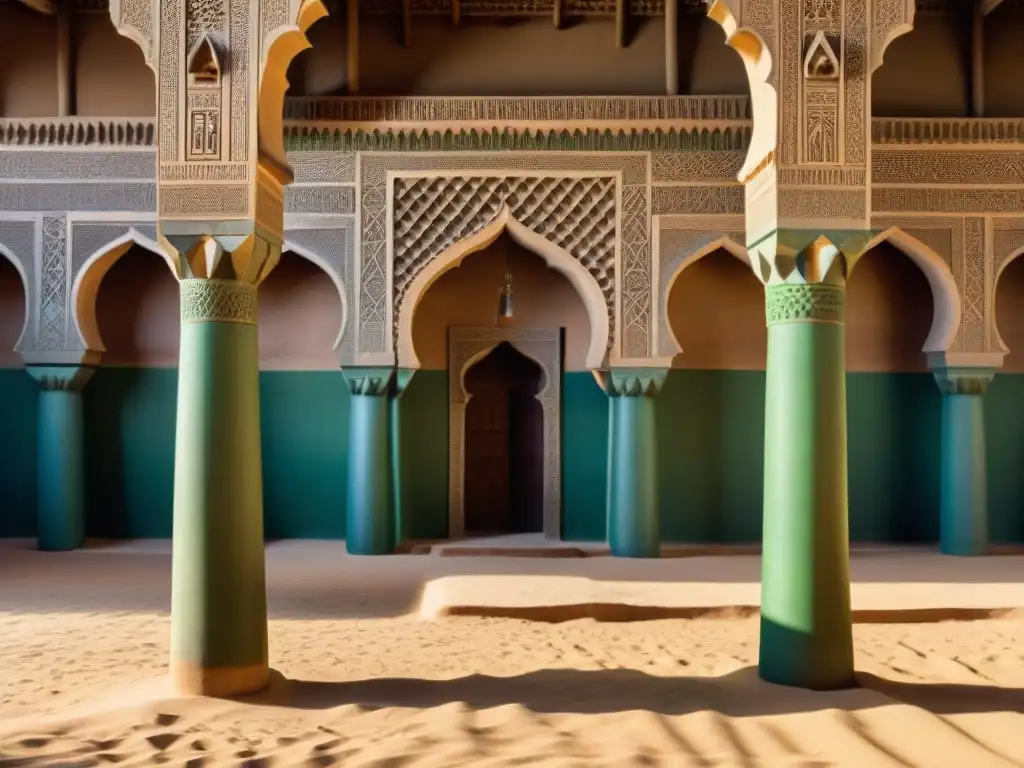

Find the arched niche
[[448, 326, 561, 541], [994, 249, 1024, 371], [871, 8, 969, 117], [73, 229, 171, 360], [93, 244, 179, 367], [661, 242, 766, 544], [849, 229, 960, 363], [0, 247, 28, 366], [411, 231, 590, 372], [75, 9, 155, 116], [657, 234, 756, 364], [258, 249, 345, 370], [845, 239, 940, 545], [399, 210, 608, 371]]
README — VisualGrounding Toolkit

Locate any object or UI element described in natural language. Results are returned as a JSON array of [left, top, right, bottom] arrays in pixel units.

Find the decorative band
[[180, 279, 257, 325], [765, 283, 844, 326]]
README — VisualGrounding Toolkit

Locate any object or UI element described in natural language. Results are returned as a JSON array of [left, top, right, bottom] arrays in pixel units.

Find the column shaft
[[37, 389, 86, 551], [935, 368, 994, 556], [345, 368, 395, 555], [170, 279, 268, 697], [605, 370, 666, 558], [760, 283, 853, 690], [389, 394, 404, 549]]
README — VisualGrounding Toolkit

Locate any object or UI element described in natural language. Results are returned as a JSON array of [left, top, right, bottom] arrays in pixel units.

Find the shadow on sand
[[239, 667, 1024, 719]]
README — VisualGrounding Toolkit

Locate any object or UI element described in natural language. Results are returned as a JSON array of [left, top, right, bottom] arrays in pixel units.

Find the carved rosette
[[765, 283, 845, 325], [180, 278, 258, 324]]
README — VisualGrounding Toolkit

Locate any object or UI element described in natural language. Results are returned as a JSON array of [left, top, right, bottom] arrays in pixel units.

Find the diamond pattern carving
[[392, 175, 617, 349]]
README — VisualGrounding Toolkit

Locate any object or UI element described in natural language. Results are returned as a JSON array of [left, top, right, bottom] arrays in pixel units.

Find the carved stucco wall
[[448, 326, 561, 541]]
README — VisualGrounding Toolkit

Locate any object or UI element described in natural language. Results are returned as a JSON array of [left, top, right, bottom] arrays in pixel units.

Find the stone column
[[759, 272, 854, 690], [344, 367, 395, 555], [170, 277, 268, 697], [933, 367, 995, 556], [27, 366, 94, 551], [604, 369, 667, 558], [390, 369, 415, 550]]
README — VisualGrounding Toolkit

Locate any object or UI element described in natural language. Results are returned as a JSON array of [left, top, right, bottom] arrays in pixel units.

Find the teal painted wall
[[0, 365, 1021, 544]]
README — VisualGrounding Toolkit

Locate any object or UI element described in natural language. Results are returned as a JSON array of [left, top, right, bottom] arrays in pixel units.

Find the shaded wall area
[[4, 240, 1024, 544], [656, 244, 942, 545], [291, 14, 747, 96], [0, 6, 153, 117]]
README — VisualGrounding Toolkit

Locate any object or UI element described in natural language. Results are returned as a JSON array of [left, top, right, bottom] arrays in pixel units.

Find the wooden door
[[463, 342, 544, 535]]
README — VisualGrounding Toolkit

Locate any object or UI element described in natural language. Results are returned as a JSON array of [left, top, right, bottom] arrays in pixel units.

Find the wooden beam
[[347, 0, 359, 94], [665, 0, 678, 95], [453, 0, 460, 26], [402, 0, 412, 47], [615, 0, 627, 48], [56, 0, 73, 116], [972, 6, 984, 116], [553, 0, 563, 28]]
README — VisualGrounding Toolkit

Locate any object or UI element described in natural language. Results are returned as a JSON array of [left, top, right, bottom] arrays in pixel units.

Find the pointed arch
[[0, 241, 31, 354], [992, 243, 1024, 355], [853, 227, 961, 353], [397, 208, 611, 370], [72, 229, 169, 354], [704, 1, 776, 181], [280, 239, 348, 358], [659, 235, 749, 358]]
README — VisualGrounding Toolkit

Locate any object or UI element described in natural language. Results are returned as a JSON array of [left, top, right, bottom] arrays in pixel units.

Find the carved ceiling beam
[[402, 0, 412, 46], [553, 0, 563, 27], [348, 0, 360, 94], [14, 0, 56, 13], [615, 0, 627, 46]]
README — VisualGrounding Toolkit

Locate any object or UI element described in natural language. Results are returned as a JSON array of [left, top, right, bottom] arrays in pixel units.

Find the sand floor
[[2, 541, 1024, 767]]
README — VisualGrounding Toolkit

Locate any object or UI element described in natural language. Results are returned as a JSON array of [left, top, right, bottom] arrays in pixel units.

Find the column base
[[170, 659, 270, 698]]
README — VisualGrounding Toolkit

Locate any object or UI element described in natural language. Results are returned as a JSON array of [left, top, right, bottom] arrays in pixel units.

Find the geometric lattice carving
[[40, 216, 68, 350], [180, 279, 257, 324], [448, 326, 561, 541], [358, 153, 651, 362], [392, 175, 616, 350], [0, 218, 36, 355]]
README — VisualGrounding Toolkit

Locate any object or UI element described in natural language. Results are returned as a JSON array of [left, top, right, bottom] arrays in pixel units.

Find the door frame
[[448, 326, 562, 540]]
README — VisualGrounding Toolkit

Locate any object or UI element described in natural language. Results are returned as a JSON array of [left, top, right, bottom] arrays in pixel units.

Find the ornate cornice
[[0, 118, 157, 147], [872, 118, 1024, 146]]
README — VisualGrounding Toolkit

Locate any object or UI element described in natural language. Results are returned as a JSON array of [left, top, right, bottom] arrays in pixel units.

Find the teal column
[[27, 365, 94, 552], [344, 367, 395, 555], [760, 281, 854, 690], [390, 369, 415, 549], [603, 369, 667, 558], [170, 278, 268, 698], [933, 367, 995, 557]]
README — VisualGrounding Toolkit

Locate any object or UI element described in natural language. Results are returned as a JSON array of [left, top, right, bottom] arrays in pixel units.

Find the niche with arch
[[0, 254, 26, 367], [661, 246, 766, 543], [988, 252, 1024, 543], [845, 241, 940, 544]]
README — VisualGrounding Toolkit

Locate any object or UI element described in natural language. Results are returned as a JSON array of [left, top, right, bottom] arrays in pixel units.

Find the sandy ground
[[1, 541, 1024, 767]]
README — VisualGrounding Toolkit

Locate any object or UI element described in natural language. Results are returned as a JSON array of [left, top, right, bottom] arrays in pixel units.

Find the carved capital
[[601, 368, 669, 397], [343, 367, 395, 397], [932, 367, 996, 396], [180, 279, 257, 325], [765, 283, 845, 326], [26, 365, 95, 392]]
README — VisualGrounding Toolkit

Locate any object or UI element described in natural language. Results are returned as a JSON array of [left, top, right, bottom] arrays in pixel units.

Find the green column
[[27, 366, 94, 552], [934, 367, 995, 557], [760, 281, 854, 690], [170, 278, 268, 698], [344, 367, 394, 555], [390, 369, 415, 549], [604, 369, 667, 558]]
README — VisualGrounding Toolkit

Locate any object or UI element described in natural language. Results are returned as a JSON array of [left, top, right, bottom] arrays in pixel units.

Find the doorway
[[463, 342, 544, 534]]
